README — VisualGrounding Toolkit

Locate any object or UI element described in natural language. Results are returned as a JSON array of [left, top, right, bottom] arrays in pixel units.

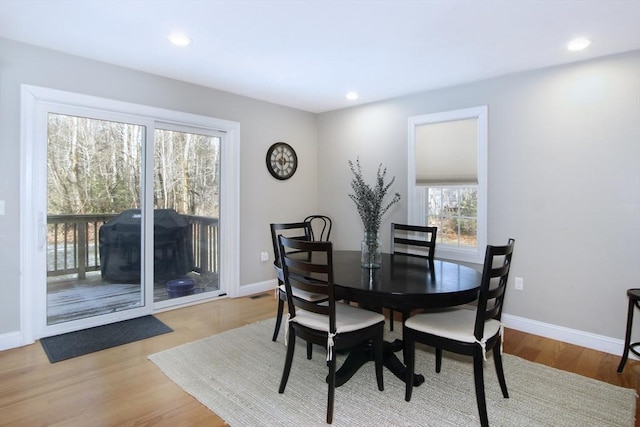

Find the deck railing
[[47, 213, 219, 279], [182, 214, 219, 276]]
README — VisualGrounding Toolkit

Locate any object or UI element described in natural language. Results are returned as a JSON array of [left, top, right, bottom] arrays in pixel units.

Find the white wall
[[0, 38, 318, 336], [316, 50, 640, 344]]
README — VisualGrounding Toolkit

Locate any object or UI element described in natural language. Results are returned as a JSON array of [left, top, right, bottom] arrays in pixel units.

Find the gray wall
[[1, 37, 638, 347], [0, 38, 318, 334], [316, 50, 640, 341]]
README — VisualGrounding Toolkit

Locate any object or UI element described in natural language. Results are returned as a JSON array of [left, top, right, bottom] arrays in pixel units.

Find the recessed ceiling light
[[567, 38, 591, 51], [346, 91, 359, 100], [168, 32, 191, 47]]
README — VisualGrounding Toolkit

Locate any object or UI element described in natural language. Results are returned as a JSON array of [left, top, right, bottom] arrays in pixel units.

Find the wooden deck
[[44, 212, 221, 325], [46, 271, 220, 324]]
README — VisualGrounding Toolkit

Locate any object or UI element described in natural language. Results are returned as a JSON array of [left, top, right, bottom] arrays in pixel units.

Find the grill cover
[[99, 209, 193, 281]]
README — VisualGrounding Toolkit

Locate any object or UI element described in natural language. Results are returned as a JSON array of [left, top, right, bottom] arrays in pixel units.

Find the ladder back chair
[[304, 215, 332, 242], [388, 223, 437, 330], [617, 288, 640, 372], [277, 236, 385, 424], [403, 238, 515, 427], [270, 222, 327, 344]]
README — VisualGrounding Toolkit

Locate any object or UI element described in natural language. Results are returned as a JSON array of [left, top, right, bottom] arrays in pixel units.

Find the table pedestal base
[[332, 339, 425, 387]]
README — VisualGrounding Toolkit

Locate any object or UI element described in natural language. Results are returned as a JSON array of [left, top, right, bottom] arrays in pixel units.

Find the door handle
[[38, 212, 46, 249]]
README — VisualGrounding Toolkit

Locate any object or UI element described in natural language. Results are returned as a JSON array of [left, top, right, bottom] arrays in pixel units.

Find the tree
[[47, 114, 220, 217]]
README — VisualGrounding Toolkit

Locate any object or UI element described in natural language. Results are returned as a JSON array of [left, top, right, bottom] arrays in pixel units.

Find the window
[[427, 186, 477, 248], [408, 106, 487, 264]]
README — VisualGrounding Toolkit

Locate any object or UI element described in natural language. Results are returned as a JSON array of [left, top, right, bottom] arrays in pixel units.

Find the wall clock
[[266, 142, 298, 180]]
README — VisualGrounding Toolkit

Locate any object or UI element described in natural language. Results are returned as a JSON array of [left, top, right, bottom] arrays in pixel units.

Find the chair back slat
[[282, 260, 330, 296], [391, 223, 437, 261], [484, 304, 501, 321], [270, 222, 313, 282], [304, 215, 332, 242], [278, 235, 336, 331], [284, 256, 330, 275], [295, 297, 330, 315], [474, 238, 515, 340], [286, 271, 328, 294]]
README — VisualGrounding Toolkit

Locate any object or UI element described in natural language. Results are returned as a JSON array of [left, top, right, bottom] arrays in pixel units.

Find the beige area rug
[[149, 318, 636, 426]]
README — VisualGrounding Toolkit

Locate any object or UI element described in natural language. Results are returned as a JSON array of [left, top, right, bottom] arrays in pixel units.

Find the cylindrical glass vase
[[361, 230, 382, 269]]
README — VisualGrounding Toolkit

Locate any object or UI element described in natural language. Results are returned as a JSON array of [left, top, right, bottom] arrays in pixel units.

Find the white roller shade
[[415, 118, 478, 185]]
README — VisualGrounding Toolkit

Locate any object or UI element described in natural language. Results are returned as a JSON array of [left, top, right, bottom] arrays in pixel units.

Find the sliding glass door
[[36, 102, 225, 336], [152, 127, 221, 303], [46, 113, 147, 326], [21, 85, 240, 342]]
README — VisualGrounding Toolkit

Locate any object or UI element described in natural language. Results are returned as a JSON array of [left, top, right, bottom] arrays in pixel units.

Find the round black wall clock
[[266, 142, 298, 180]]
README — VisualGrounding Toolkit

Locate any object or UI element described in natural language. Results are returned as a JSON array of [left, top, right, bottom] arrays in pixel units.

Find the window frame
[[407, 106, 488, 264]]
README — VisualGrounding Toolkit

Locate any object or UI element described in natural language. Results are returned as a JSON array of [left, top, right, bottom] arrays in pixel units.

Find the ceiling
[[1, 0, 639, 113]]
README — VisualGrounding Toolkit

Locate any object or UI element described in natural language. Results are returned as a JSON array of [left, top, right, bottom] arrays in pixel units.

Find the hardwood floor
[[1, 292, 638, 426]]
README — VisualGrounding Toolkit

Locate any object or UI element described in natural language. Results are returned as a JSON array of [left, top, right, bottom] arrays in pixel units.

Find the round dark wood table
[[333, 250, 482, 311], [330, 250, 483, 386]]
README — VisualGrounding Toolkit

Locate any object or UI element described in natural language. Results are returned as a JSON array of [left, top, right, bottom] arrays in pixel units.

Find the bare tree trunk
[[69, 116, 82, 213], [182, 134, 192, 214]]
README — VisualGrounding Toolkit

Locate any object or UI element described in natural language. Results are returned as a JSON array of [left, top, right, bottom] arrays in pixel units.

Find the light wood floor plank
[[1, 293, 637, 426]]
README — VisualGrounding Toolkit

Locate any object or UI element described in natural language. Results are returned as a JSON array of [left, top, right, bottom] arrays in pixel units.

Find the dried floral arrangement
[[348, 158, 401, 234]]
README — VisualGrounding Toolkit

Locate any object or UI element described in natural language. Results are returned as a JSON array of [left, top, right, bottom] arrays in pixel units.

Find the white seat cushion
[[404, 308, 501, 344], [292, 302, 385, 334], [279, 284, 326, 302]]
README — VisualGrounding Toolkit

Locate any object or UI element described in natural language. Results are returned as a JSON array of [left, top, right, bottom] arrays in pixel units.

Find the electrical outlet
[[515, 277, 524, 291], [260, 251, 269, 262]]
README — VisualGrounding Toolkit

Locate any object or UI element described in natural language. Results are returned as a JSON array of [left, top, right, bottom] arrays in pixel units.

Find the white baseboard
[[233, 283, 638, 362], [502, 313, 638, 360], [0, 331, 24, 352], [2, 289, 635, 361], [237, 279, 276, 298]]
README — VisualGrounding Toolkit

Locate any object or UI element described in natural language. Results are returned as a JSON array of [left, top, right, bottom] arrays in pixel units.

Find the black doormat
[[40, 315, 173, 363]]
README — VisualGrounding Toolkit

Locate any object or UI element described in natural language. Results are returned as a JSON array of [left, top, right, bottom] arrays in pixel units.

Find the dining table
[[330, 250, 483, 387]]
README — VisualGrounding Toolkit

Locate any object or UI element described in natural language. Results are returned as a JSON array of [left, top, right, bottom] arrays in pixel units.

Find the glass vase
[[361, 230, 382, 269]]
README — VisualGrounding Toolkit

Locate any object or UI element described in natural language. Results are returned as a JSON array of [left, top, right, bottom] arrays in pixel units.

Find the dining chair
[[616, 288, 640, 372], [270, 222, 327, 344], [304, 215, 332, 242], [277, 235, 385, 424], [403, 238, 515, 427], [388, 223, 437, 330]]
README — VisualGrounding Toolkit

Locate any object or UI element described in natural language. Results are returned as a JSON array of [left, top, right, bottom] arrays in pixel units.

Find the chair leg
[[278, 328, 296, 393], [272, 296, 285, 341], [307, 341, 313, 360], [327, 357, 336, 424], [473, 354, 489, 427], [374, 329, 384, 391], [493, 346, 509, 398], [404, 337, 415, 401], [617, 297, 635, 372], [389, 309, 394, 331], [435, 348, 443, 373]]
